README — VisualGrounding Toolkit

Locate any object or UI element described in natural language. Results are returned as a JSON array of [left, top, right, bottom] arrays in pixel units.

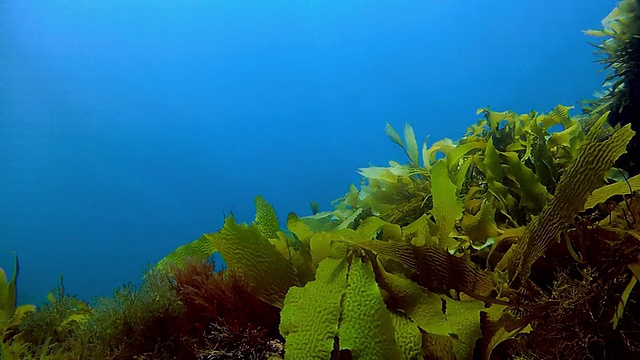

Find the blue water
[[1, 0, 617, 305]]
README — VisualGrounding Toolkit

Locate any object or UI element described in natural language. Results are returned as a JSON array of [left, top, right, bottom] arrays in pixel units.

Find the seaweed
[[150, 99, 636, 359], [584, 0, 640, 175], [7, 2, 640, 359]]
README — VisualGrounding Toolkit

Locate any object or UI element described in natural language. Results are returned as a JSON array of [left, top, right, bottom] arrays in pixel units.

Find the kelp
[[496, 112, 635, 283], [0, 256, 35, 337], [584, 0, 640, 175], [150, 99, 636, 358], [5, 2, 640, 358]]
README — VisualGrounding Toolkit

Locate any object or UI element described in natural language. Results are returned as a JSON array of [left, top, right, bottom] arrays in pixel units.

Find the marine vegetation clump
[[585, 0, 640, 175], [156, 98, 637, 358], [0, 255, 36, 340], [17, 277, 90, 355], [77, 267, 188, 360], [168, 259, 284, 359], [509, 191, 640, 359], [4, 3, 640, 359]]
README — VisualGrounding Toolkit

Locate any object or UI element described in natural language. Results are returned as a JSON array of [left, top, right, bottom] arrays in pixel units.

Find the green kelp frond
[[280, 256, 348, 359], [584, 0, 640, 119], [584, 0, 640, 175], [156, 196, 304, 307], [204, 216, 298, 308], [373, 256, 500, 360], [338, 258, 402, 359], [156, 234, 217, 272], [584, 173, 640, 210], [461, 198, 500, 246], [255, 194, 280, 240], [157, 195, 284, 272], [155, 100, 635, 358], [497, 112, 635, 281], [281, 252, 416, 359], [277, 208, 507, 358], [430, 160, 463, 251], [385, 122, 425, 169], [0, 255, 36, 332], [318, 105, 595, 257]]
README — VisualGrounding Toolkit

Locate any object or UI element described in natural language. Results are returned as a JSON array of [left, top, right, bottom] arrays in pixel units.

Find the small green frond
[[404, 123, 420, 166], [430, 160, 463, 250], [255, 195, 280, 240]]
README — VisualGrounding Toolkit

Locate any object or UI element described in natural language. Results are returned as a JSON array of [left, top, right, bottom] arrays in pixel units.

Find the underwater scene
[[2, 0, 640, 359]]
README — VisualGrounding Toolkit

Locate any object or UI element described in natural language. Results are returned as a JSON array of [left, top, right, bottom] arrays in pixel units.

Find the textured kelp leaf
[[385, 122, 405, 148], [499, 113, 635, 279], [280, 257, 348, 359], [413, 246, 495, 297], [357, 166, 399, 183], [445, 298, 486, 360], [205, 216, 297, 308], [404, 123, 420, 166], [462, 199, 500, 245], [548, 104, 575, 127], [477, 108, 508, 130], [271, 232, 316, 285], [339, 258, 402, 359], [403, 214, 437, 247], [355, 216, 387, 239], [309, 229, 361, 266], [345, 183, 359, 208], [381, 222, 404, 242], [390, 313, 423, 360], [446, 142, 486, 173], [547, 122, 583, 151], [309, 232, 335, 266], [156, 234, 217, 272], [503, 151, 551, 214], [427, 138, 456, 163], [255, 195, 280, 240], [361, 241, 494, 297], [286, 213, 314, 244], [157, 195, 280, 272], [357, 240, 419, 271], [376, 263, 451, 336], [430, 160, 463, 250], [355, 216, 404, 242], [455, 155, 475, 190], [335, 208, 363, 230], [423, 332, 456, 360], [584, 173, 640, 210]]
